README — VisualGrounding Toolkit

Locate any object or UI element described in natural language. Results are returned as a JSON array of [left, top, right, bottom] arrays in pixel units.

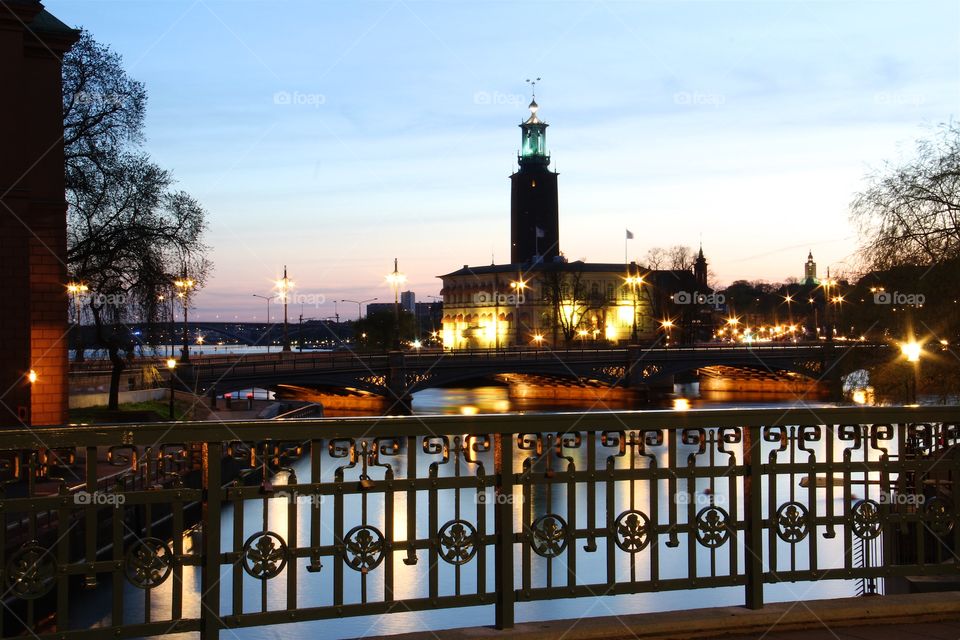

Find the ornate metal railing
[[0, 406, 957, 639]]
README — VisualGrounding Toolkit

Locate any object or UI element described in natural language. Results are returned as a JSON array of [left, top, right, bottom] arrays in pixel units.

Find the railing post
[[494, 432, 514, 629], [743, 425, 763, 609], [201, 441, 222, 639]]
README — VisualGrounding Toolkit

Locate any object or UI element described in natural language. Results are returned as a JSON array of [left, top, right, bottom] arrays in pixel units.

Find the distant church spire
[[804, 250, 818, 284]]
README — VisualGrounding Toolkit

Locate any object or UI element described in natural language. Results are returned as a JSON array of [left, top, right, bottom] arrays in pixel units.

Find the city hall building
[[439, 95, 710, 349]]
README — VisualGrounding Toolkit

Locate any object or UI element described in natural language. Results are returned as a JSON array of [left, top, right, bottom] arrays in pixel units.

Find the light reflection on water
[[72, 386, 854, 639]]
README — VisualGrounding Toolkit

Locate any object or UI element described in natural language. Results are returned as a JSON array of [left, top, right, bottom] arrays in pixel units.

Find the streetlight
[[67, 282, 88, 362], [532, 333, 544, 349], [385, 258, 406, 350], [173, 275, 195, 362], [625, 271, 644, 343], [252, 294, 275, 353], [275, 266, 294, 352], [577, 328, 589, 352], [342, 298, 378, 321], [661, 319, 674, 345], [509, 278, 527, 348], [901, 340, 922, 403], [166, 358, 177, 419]]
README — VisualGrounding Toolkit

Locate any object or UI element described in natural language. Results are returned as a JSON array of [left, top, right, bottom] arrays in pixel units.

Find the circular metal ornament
[[851, 499, 882, 540], [242, 531, 288, 580], [125, 537, 174, 589], [529, 514, 568, 558], [343, 525, 386, 573], [925, 497, 954, 536], [614, 510, 652, 553], [437, 519, 478, 565], [695, 506, 731, 548], [6, 542, 56, 600], [775, 502, 810, 544]]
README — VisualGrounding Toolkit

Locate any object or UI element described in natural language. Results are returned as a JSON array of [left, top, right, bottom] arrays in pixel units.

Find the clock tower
[[510, 86, 559, 264]]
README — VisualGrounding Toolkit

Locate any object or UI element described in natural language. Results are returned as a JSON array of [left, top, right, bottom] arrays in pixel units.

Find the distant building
[[803, 251, 818, 285], [438, 94, 710, 349], [365, 303, 394, 317], [400, 290, 415, 313]]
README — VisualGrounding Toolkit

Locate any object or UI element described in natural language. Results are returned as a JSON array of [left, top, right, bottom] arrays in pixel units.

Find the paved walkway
[[705, 620, 960, 639]]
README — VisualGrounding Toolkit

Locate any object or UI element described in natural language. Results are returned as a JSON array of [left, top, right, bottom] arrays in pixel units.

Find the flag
[[535, 227, 545, 238], [626, 229, 634, 240]]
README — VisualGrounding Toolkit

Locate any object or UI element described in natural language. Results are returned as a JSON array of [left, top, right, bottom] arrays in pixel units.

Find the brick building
[[0, 2, 78, 426]]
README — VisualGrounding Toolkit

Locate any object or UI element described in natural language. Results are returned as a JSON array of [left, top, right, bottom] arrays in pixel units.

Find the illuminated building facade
[[438, 94, 708, 349]]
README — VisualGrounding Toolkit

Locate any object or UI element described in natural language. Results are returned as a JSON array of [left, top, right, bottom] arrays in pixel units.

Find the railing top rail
[[8, 405, 957, 449]]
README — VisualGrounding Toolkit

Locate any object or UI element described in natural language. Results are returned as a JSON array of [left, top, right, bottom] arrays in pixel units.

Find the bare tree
[[851, 123, 960, 270], [539, 266, 605, 346], [64, 31, 211, 409], [644, 247, 667, 270]]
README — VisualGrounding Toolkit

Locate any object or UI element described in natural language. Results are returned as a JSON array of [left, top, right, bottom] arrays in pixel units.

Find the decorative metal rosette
[[925, 497, 954, 536], [775, 502, 810, 544], [695, 506, 731, 548], [343, 525, 385, 573], [242, 531, 288, 580], [614, 510, 651, 553], [529, 514, 568, 558], [437, 519, 478, 566], [851, 499, 882, 540], [6, 542, 56, 599], [125, 537, 174, 589]]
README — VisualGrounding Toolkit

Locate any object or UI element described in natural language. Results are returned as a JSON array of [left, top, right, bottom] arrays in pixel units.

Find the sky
[[46, 0, 960, 322]]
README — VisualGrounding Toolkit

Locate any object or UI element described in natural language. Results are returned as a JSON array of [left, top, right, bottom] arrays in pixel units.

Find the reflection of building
[[0, 3, 78, 426], [438, 93, 709, 349]]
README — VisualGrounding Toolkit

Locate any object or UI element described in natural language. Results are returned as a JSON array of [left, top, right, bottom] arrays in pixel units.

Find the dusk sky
[[47, 0, 960, 322]]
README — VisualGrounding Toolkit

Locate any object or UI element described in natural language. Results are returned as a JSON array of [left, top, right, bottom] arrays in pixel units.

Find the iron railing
[[0, 406, 957, 639]]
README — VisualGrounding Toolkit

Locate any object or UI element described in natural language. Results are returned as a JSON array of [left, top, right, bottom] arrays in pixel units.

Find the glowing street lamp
[[275, 266, 294, 352], [27, 369, 38, 384], [532, 333, 544, 349], [386, 258, 406, 350], [173, 275, 195, 362], [661, 319, 674, 345], [510, 277, 527, 347], [901, 340, 922, 403], [166, 358, 177, 419], [67, 282, 88, 362], [624, 271, 644, 342]]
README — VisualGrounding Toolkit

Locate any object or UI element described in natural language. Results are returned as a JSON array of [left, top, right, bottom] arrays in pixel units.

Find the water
[[68, 386, 857, 638]]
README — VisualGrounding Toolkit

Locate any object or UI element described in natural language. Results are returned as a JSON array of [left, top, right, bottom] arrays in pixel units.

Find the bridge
[[176, 342, 893, 409]]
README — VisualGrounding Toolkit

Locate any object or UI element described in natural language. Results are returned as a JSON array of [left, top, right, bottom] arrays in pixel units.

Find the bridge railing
[[0, 406, 956, 639]]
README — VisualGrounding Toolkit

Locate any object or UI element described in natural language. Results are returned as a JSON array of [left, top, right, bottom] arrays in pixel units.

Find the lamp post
[[166, 358, 177, 419], [510, 277, 526, 348], [67, 282, 88, 362], [901, 340, 922, 403], [625, 274, 644, 343], [386, 259, 406, 350], [342, 298, 378, 321], [174, 275, 195, 362], [252, 294, 274, 353], [661, 319, 674, 346], [276, 266, 293, 352]]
